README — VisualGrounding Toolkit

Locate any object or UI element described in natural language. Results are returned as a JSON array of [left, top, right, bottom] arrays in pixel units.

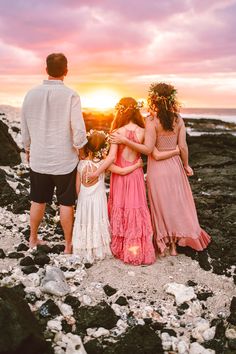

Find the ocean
[[180, 108, 236, 124]]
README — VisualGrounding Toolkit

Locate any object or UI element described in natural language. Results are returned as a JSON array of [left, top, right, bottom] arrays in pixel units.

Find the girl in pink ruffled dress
[[88, 98, 175, 265], [110, 85, 211, 257]]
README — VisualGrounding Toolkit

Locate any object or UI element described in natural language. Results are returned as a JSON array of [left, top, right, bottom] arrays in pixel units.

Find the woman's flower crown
[[86, 129, 110, 159], [148, 85, 177, 110], [115, 100, 144, 114]]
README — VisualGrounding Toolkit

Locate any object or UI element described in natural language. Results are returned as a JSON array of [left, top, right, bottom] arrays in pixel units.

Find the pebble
[[47, 318, 62, 332], [59, 303, 73, 317], [164, 282, 196, 305], [81, 294, 92, 305], [177, 340, 189, 354], [41, 266, 70, 296], [202, 326, 216, 341], [22, 273, 40, 288], [61, 333, 86, 354], [18, 214, 27, 223], [93, 327, 110, 338], [189, 342, 215, 354], [225, 327, 236, 339]]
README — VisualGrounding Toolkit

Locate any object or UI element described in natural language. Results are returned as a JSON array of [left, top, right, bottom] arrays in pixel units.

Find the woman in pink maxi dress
[[110, 83, 211, 256]]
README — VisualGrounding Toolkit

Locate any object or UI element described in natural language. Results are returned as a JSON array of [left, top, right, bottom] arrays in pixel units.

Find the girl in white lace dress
[[72, 130, 142, 263]]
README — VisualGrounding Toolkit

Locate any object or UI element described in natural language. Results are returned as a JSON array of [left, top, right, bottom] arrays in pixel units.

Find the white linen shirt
[[21, 80, 87, 175]]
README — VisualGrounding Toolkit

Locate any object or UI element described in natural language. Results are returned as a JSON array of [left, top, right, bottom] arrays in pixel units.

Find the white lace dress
[[72, 159, 112, 263]]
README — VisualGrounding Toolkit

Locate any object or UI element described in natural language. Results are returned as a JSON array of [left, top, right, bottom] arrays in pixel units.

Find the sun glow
[[81, 89, 121, 110]]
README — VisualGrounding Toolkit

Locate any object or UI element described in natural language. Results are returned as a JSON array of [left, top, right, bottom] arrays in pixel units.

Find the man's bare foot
[[29, 238, 47, 248], [64, 244, 72, 254]]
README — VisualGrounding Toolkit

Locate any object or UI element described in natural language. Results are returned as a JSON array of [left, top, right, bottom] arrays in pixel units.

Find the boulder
[[0, 286, 52, 354], [0, 119, 21, 166]]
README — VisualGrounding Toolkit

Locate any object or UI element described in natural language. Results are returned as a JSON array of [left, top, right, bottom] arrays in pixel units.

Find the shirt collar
[[43, 79, 64, 85]]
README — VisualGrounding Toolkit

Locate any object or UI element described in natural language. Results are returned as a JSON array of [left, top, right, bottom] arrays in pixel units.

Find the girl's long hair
[[148, 82, 180, 131], [110, 97, 145, 132]]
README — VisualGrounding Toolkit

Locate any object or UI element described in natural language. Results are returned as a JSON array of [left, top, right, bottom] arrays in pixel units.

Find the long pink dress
[[147, 129, 211, 254], [108, 129, 156, 265]]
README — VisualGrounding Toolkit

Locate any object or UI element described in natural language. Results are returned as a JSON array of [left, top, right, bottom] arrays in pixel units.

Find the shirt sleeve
[[21, 95, 31, 151], [71, 94, 87, 149]]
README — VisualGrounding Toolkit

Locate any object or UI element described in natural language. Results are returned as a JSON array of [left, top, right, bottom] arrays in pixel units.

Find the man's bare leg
[[60, 205, 74, 254], [29, 202, 46, 248]]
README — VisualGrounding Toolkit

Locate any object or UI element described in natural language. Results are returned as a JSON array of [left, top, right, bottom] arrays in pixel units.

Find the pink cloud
[[0, 0, 235, 107]]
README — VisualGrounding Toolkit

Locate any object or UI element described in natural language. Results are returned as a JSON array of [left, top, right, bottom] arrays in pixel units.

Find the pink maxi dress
[[108, 129, 156, 265], [147, 125, 211, 254]]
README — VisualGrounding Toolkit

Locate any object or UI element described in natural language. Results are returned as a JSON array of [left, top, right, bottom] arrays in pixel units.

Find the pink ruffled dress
[[108, 129, 156, 265], [147, 131, 211, 254]]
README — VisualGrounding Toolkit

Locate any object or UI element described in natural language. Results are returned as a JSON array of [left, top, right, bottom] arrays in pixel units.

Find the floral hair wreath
[[148, 85, 177, 110], [86, 129, 110, 160], [115, 100, 144, 114]]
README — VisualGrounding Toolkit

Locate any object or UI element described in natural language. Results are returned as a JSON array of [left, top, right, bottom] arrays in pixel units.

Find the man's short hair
[[46, 53, 68, 77]]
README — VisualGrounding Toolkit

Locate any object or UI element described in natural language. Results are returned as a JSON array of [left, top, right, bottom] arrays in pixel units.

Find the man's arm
[[71, 94, 87, 150], [21, 96, 31, 153]]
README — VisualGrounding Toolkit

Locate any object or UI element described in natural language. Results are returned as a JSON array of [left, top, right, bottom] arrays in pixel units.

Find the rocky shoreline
[[0, 113, 235, 354]]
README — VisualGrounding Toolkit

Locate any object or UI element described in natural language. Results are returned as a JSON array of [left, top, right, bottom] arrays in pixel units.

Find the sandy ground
[[0, 225, 235, 323]]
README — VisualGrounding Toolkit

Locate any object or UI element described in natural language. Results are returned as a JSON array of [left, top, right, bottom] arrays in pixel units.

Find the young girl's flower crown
[[115, 100, 144, 114], [86, 129, 110, 160]]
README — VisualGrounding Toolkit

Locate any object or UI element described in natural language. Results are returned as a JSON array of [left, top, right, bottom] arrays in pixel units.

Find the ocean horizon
[[0, 104, 236, 124]]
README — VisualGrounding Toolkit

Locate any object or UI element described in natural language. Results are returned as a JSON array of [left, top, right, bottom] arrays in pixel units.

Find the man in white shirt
[[21, 53, 87, 253]]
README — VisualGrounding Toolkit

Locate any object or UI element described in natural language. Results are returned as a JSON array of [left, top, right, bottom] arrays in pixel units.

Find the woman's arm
[[88, 143, 118, 181], [178, 118, 193, 176], [108, 159, 143, 175], [75, 171, 81, 195], [110, 117, 156, 155], [152, 146, 180, 161]]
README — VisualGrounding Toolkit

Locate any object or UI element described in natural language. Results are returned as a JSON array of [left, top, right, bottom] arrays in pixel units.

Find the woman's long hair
[[148, 82, 180, 131], [110, 97, 145, 132]]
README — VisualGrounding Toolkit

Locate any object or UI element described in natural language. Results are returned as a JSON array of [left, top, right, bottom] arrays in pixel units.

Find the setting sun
[[81, 89, 121, 110]]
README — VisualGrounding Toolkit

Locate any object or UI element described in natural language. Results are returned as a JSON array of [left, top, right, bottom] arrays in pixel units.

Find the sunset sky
[[0, 0, 236, 108]]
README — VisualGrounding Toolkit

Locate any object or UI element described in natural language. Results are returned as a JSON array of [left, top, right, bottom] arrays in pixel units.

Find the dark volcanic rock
[[84, 339, 104, 354], [74, 301, 118, 332], [0, 249, 6, 259], [197, 290, 213, 301], [64, 295, 81, 309], [12, 195, 31, 214], [0, 286, 52, 354], [61, 319, 72, 333], [227, 297, 236, 325], [115, 296, 128, 306], [0, 119, 21, 166], [37, 244, 52, 254], [25, 292, 38, 304], [176, 133, 236, 275], [50, 244, 65, 254], [17, 243, 29, 252], [34, 253, 50, 266], [8, 251, 24, 259], [103, 325, 164, 354], [38, 299, 61, 318], [20, 256, 35, 266], [0, 169, 17, 208], [84, 262, 93, 269], [103, 284, 117, 296], [22, 265, 39, 274]]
